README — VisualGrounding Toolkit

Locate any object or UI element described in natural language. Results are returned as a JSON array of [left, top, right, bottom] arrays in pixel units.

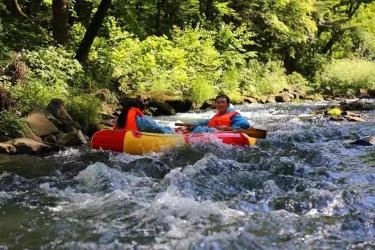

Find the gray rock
[[351, 136, 375, 146], [165, 99, 193, 113], [6, 138, 52, 154], [275, 93, 291, 102], [147, 99, 176, 116], [199, 99, 215, 110], [22, 124, 42, 142], [344, 115, 365, 122], [26, 112, 59, 137], [56, 130, 87, 147], [244, 97, 258, 104], [47, 99, 81, 132]]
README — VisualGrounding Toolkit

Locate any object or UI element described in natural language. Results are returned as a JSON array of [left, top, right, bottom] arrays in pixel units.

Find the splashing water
[[0, 101, 374, 249]]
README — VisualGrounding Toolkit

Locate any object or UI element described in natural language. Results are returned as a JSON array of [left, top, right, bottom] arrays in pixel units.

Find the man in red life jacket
[[191, 94, 250, 133], [115, 98, 174, 134]]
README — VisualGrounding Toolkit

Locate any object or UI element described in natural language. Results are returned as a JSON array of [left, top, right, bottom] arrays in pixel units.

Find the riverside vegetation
[[0, 0, 375, 144]]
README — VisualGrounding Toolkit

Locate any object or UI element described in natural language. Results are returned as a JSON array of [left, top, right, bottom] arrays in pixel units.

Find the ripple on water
[[0, 102, 374, 249]]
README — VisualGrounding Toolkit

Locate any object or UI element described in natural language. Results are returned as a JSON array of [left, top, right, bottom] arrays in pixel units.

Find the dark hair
[[215, 93, 230, 104], [116, 98, 145, 128]]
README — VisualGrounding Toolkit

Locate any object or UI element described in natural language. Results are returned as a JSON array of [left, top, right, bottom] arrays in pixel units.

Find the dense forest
[[0, 0, 374, 136]]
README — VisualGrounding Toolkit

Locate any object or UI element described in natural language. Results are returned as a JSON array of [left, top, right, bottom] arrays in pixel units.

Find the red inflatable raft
[[91, 129, 256, 155]]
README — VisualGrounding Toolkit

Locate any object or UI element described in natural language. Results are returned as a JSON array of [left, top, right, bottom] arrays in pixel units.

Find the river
[[0, 101, 374, 249]]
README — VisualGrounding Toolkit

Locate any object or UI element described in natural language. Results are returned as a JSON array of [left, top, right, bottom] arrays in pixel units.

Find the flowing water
[[0, 101, 374, 249]]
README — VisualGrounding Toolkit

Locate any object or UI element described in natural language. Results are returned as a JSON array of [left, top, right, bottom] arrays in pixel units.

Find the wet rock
[[6, 138, 52, 154], [283, 86, 305, 99], [199, 99, 215, 110], [275, 93, 291, 103], [147, 99, 176, 116], [266, 95, 276, 103], [0, 143, 16, 154], [351, 136, 375, 146], [43, 134, 57, 144], [340, 99, 375, 111], [329, 116, 345, 121], [257, 96, 268, 104], [344, 115, 365, 122], [56, 130, 87, 146], [165, 99, 193, 113], [47, 99, 81, 132], [342, 111, 361, 117], [358, 88, 369, 98], [244, 97, 258, 104], [123, 158, 170, 179], [26, 112, 59, 137]]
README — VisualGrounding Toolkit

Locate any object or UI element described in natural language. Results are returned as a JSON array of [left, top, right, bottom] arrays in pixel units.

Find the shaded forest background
[[0, 0, 374, 134]]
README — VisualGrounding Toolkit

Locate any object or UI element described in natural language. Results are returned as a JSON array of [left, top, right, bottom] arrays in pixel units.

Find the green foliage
[[287, 72, 310, 91], [318, 59, 375, 94], [11, 47, 84, 112], [241, 60, 289, 96], [0, 110, 26, 138], [22, 46, 84, 87], [67, 94, 102, 127], [190, 76, 216, 104]]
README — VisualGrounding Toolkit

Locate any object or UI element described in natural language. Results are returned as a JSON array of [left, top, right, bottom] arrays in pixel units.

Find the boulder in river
[[165, 99, 193, 113], [244, 97, 258, 104], [26, 111, 59, 137], [56, 130, 88, 147], [147, 99, 176, 116], [200, 99, 215, 110], [47, 98, 81, 132], [351, 136, 375, 146], [275, 92, 291, 103], [340, 99, 375, 111], [6, 138, 53, 154]]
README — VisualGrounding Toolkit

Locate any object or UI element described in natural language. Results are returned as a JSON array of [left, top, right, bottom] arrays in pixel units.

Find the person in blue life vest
[[115, 98, 174, 134], [191, 94, 251, 133]]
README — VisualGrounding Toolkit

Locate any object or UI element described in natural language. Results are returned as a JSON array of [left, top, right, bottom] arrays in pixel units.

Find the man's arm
[[137, 116, 174, 134], [231, 114, 250, 129]]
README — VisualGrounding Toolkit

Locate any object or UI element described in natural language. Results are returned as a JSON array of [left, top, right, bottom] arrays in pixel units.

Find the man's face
[[215, 97, 229, 113]]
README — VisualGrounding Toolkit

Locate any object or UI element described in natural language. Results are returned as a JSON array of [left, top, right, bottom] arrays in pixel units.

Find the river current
[[0, 101, 374, 249]]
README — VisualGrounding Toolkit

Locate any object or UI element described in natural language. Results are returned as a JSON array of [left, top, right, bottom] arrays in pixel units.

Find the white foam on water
[[146, 185, 245, 248], [53, 147, 81, 157]]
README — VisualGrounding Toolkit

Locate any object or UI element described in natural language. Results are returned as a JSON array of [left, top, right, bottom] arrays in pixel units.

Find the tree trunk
[[156, 0, 162, 34], [10, 0, 33, 22], [75, 0, 112, 64], [52, 0, 69, 45], [205, 0, 214, 21]]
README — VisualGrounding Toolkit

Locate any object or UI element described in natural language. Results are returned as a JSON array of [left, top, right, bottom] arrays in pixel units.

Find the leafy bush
[[287, 72, 310, 91], [190, 76, 216, 104], [11, 47, 84, 112], [0, 110, 26, 138], [240, 60, 289, 96], [318, 59, 375, 95], [67, 94, 102, 128]]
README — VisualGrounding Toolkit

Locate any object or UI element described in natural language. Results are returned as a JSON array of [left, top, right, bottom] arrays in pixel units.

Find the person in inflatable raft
[[115, 98, 174, 134], [191, 94, 251, 133]]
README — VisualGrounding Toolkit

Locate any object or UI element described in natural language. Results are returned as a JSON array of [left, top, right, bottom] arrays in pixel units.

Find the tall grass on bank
[[318, 59, 375, 95]]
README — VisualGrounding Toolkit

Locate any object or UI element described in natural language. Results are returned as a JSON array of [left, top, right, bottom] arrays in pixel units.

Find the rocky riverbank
[[0, 86, 374, 155]]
